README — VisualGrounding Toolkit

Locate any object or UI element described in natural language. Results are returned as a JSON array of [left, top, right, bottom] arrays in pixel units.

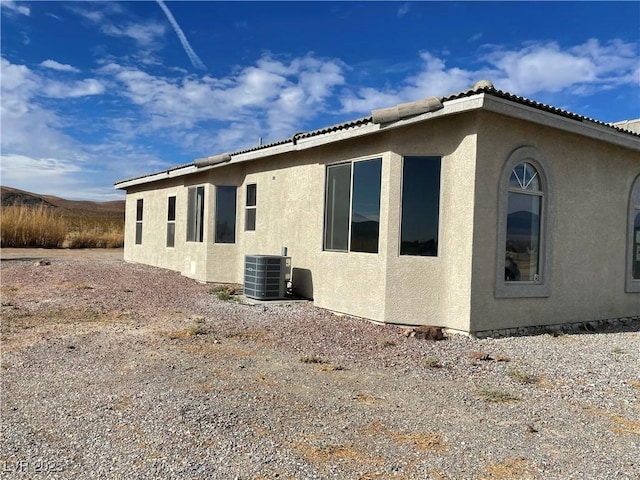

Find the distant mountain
[[507, 210, 540, 235], [1, 186, 125, 219]]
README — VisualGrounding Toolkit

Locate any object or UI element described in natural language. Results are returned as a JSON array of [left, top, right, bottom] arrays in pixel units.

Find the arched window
[[496, 146, 552, 298], [627, 175, 640, 293], [505, 162, 543, 282]]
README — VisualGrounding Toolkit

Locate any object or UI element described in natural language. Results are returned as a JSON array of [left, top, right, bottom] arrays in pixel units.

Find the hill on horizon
[[1, 186, 125, 219]]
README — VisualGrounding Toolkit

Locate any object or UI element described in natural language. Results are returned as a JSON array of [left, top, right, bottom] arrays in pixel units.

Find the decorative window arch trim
[[626, 174, 640, 293], [495, 145, 554, 298]]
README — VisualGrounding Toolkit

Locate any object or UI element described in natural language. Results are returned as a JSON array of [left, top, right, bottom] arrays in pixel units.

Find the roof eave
[[481, 95, 640, 152], [114, 91, 639, 190], [114, 95, 486, 190]]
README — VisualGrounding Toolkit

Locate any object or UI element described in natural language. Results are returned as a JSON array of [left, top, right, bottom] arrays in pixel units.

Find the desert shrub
[[1, 206, 124, 249], [506, 366, 538, 384], [475, 385, 519, 403], [65, 216, 124, 248], [0, 206, 66, 247], [66, 229, 124, 248]]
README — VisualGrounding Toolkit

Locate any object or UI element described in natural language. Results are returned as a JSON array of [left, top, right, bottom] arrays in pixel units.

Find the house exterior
[[114, 81, 640, 337]]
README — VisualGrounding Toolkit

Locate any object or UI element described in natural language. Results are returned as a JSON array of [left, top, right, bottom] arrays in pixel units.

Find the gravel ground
[[1, 252, 639, 480]]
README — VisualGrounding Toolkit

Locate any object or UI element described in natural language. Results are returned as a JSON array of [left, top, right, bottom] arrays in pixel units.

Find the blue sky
[[1, 1, 639, 201]]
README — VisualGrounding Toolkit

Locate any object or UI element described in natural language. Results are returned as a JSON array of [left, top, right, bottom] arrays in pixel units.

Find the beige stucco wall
[[470, 111, 640, 333], [124, 174, 211, 282], [122, 108, 639, 334], [122, 114, 480, 329], [381, 117, 478, 332]]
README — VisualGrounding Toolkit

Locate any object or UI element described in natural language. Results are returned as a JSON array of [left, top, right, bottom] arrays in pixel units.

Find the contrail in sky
[[156, 0, 206, 70]]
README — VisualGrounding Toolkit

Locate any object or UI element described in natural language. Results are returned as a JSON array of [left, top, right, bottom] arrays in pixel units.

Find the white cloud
[[101, 21, 166, 47], [0, 57, 152, 200], [0, 154, 125, 201], [1, 0, 30, 16], [40, 59, 80, 73], [41, 78, 105, 98], [68, 2, 165, 49], [99, 53, 345, 145], [339, 39, 639, 114]]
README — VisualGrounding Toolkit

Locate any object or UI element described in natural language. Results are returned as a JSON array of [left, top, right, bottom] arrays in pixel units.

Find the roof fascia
[[481, 95, 640, 152], [114, 164, 199, 190], [230, 95, 485, 163], [114, 95, 486, 190], [115, 92, 638, 191]]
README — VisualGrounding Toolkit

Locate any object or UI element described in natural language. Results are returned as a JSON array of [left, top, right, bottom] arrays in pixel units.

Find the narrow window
[[495, 146, 552, 298], [135, 199, 143, 245], [351, 159, 382, 253], [245, 184, 257, 231], [323, 158, 382, 253], [215, 186, 237, 243], [627, 175, 640, 292], [324, 163, 351, 251], [505, 162, 543, 282], [400, 156, 441, 256], [166, 196, 176, 247], [187, 186, 204, 242]]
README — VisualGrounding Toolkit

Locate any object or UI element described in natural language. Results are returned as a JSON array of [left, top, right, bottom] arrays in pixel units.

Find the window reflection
[[351, 159, 382, 253], [505, 162, 542, 282], [324, 163, 351, 251], [215, 186, 237, 243], [400, 156, 441, 256], [506, 193, 541, 281]]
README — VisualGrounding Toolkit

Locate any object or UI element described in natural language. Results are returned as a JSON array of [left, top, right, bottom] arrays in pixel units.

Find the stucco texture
[[122, 108, 639, 334], [471, 111, 640, 333]]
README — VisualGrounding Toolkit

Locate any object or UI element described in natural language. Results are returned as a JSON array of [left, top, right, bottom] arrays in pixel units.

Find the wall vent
[[244, 255, 291, 300]]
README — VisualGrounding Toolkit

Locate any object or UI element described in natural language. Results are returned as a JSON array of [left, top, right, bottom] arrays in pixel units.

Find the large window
[[187, 186, 205, 242], [627, 175, 640, 292], [166, 196, 176, 247], [324, 158, 382, 253], [135, 199, 143, 245], [400, 156, 441, 256], [215, 186, 237, 243], [496, 146, 552, 298], [245, 184, 257, 231]]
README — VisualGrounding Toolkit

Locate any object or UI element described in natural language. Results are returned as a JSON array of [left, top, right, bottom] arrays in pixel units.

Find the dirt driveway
[[1, 250, 639, 479], [1, 247, 123, 262]]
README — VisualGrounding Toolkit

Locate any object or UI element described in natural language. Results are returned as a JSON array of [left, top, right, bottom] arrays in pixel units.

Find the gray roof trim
[[114, 85, 640, 189]]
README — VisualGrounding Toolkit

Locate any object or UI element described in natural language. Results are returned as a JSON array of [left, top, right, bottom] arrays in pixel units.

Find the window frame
[[626, 174, 640, 293], [323, 157, 382, 254], [495, 146, 553, 298], [214, 185, 237, 244], [245, 183, 257, 232], [186, 186, 205, 243], [166, 195, 176, 248], [399, 155, 442, 257], [135, 198, 143, 245]]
